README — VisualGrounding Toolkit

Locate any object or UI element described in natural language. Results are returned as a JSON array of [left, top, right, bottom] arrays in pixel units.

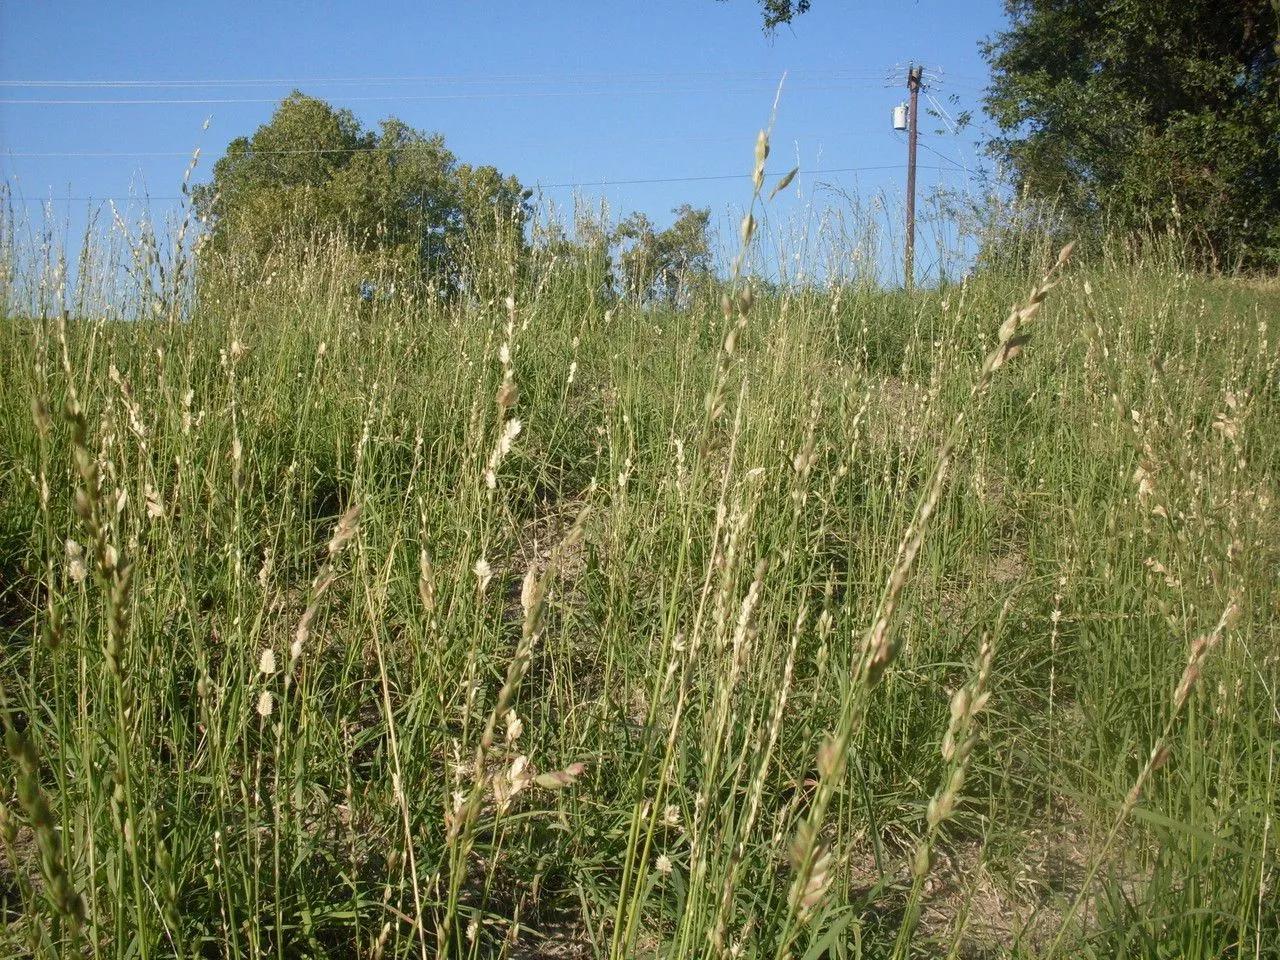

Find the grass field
[[1, 156, 1279, 959]]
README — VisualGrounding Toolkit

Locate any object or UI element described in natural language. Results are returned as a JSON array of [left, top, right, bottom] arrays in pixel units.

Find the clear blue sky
[[0, 0, 1008, 283]]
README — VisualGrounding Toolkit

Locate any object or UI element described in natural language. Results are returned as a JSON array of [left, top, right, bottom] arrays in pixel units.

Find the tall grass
[[0, 135, 1277, 960]]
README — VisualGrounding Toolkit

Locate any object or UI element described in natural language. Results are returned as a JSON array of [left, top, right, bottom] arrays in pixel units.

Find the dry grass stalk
[[893, 618, 1000, 960], [442, 507, 590, 957], [776, 243, 1075, 960], [290, 503, 362, 677], [0, 679, 86, 940], [1045, 597, 1241, 959]]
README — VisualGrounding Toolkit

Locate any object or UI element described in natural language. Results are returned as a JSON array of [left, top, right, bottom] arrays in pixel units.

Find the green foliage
[[532, 201, 616, 312], [613, 204, 713, 305], [194, 91, 532, 294], [530, 202, 712, 307], [718, 0, 811, 31], [982, 0, 1280, 268]]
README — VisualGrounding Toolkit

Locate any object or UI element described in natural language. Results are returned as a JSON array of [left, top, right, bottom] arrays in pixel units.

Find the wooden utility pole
[[905, 65, 922, 289]]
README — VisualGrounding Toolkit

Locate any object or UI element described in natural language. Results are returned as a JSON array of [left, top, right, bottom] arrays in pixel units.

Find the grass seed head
[[327, 504, 362, 556], [474, 557, 494, 593], [533, 762, 587, 790]]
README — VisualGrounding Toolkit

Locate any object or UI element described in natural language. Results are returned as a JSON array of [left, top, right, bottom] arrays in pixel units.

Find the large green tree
[[983, 0, 1280, 267], [195, 91, 531, 291]]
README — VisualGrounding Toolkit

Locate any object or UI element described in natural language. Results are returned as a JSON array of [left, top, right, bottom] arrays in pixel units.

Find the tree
[[612, 211, 658, 302], [614, 205, 713, 306], [194, 91, 531, 291], [982, 0, 1280, 268], [447, 162, 534, 298], [717, 0, 811, 31]]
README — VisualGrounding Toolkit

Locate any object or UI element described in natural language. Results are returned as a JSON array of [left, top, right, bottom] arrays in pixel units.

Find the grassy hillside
[[1, 179, 1278, 959]]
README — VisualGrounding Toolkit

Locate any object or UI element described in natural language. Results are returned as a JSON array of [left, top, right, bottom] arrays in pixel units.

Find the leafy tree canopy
[[983, 0, 1280, 268], [531, 202, 713, 307], [718, 0, 811, 32], [614, 204, 713, 305], [195, 91, 531, 292]]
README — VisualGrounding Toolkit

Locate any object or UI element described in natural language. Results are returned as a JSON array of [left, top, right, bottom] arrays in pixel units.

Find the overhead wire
[[0, 81, 892, 106], [915, 137, 971, 173], [0, 68, 892, 89], [1, 64, 983, 203], [3, 163, 963, 204], [2, 129, 894, 159], [0, 66, 914, 107]]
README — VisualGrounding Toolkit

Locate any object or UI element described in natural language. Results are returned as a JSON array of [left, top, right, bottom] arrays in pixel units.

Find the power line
[[530, 165, 925, 189], [923, 92, 960, 135], [925, 80, 986, 95], [0, 68, 894, 89], [0, 88, 867, 106], [5, 151, 202, 159], [891, 129, 972, 173], [0, 81, 897, 107], [2, 163, 963, 203], [923, 70, 990, 84], [915, 137, 970, 173], [0, 130, 893, 159]]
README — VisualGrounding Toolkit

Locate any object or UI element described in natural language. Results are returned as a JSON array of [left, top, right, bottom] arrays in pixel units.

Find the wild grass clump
[[0, 136, 1277, 960]]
